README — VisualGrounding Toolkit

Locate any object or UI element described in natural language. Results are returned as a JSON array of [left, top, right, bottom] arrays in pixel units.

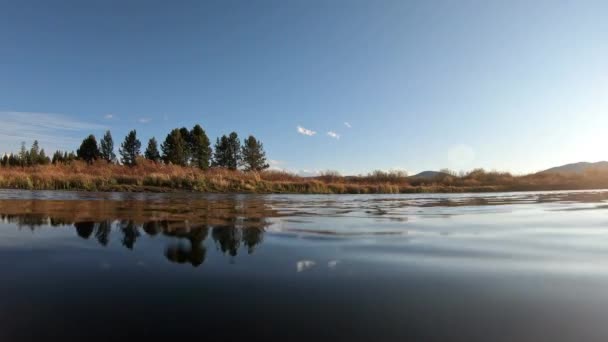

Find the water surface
[[2, 190, 608, 341]]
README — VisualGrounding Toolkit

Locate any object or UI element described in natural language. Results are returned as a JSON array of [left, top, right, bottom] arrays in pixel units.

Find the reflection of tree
[[242, 227, 264, 254], [212, 225, 241, 257], [50, 217, 73, 226], [1, 214, 48, 230], [95, 220, 112, 246], [164, 224, 209, 267], [211, 223, 265, 256], [165, 243, 207, 267], [74, 221, 95, 239], [120, 220, 140, 250], [143, 221, 162, 236], [0, 205, 267, 267]]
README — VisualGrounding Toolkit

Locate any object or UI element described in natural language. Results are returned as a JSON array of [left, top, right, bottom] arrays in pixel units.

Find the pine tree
[[144, 137, 161, 162], [119, 130, 141, 166], [77, 135, 100, 164], [100, 130, 116, 163], [161, 129, 187, 166], [52, 151, 64, 164], [30, 140, 40, 165], [39, 149, 50, 165], [67, 151, 77, 162], [212, 136, 228, 168], [9, 154, 18, 166], [179, 127, 192, 164], [190, 124, 212, 169], [213, 132, 241, 170], [226, 132, 241, 170], [241, 135, 269, 171], [19, 142, 27, 167]]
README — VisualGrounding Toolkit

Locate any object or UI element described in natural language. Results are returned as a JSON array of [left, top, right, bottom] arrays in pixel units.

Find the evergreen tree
[[52, 151, 64, 164], [19, 142, 27, 167], [100, 130, 116, 163], [161, 129, 187, 166], [190, 124, 212, 169], [1, 154, 8, 167], [77, 135, 100, 164], [213, 132, 241, 170], [119, 130, 141, 166], [179, 127, 192, 163], [8, 154, 17, 166], [67, 151, 77, 163], [144, 137, 161, 162], [30, 140, 40, 164], [39, 149, 50, 165], [9, 154, 18, 166], [241, 135, 269, 171], [212, 136, 228, 168]]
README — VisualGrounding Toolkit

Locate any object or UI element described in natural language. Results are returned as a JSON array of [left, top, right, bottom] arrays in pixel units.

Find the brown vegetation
[[1, 161, 608, 194]]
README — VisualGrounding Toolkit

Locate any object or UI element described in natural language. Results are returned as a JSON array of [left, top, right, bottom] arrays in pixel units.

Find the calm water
[[2, 190, 608, 341]]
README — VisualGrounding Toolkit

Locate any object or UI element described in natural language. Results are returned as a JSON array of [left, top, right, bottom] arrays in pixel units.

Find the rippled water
[[2, 189, 608, 341]]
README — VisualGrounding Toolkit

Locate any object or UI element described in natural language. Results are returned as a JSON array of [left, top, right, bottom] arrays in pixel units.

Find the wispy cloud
[[344, 122, 352, 128], [297, 125, 316, 136], [0, 111, 106, 152], [327, 131, 340, 139], [104, 114, 114, 119], [138, 118, 151, 124]]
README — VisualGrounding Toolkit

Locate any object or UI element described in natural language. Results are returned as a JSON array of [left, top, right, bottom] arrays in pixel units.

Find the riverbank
[[1, 161, 607, 194]]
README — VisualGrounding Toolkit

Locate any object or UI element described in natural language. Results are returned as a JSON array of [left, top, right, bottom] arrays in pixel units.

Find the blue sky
[[1, 0, 606, 175]]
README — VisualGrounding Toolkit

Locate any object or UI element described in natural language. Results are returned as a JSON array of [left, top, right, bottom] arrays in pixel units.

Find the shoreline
[[0, 181, 606, 195], [2, 161, 608, 194]]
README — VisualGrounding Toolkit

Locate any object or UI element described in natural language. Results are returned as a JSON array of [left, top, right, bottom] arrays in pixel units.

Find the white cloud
[[296, 169, 321, 177], [138, 118, 151, 124], [268, 159, 286, 170], [0, 111, 106, 153], [297, 260, 316, 272], [327, 131, 340, 139], [297, 125, 316, 136], [344, 122, 352, 128], [104, 114, 113, 119]]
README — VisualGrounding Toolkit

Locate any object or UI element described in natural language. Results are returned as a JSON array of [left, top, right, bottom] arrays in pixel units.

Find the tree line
[[1, 124, 269, 171], [0, 140, 53, 167]]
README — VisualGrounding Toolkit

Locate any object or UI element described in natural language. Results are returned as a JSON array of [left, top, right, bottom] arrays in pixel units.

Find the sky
[[0, 0, 607, 175]]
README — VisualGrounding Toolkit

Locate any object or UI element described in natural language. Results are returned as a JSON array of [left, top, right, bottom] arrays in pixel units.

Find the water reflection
[[4, 191, 608, 341], [0, 198, 272, 267], [165, 225, 208, 266]]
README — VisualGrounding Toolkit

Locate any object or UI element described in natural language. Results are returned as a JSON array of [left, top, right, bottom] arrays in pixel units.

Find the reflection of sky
[[5, 192, 608, 340]]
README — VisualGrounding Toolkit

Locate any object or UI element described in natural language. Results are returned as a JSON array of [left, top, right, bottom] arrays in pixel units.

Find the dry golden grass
[[1, 160, 608, 193]]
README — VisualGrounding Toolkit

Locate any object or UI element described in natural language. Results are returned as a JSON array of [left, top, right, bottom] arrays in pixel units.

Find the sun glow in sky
[[0, 0, 607, 175]]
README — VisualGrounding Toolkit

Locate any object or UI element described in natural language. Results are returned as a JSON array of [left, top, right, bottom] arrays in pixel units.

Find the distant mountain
[[409, 171, 451, 180], [539, 161, 608, 174]]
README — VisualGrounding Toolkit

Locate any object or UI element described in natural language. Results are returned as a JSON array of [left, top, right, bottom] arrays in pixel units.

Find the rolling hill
[[539, 161, 608, 174], [409, 171, 451, 180]]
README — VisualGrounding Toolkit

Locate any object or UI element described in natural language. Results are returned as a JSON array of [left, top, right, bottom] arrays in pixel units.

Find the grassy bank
[[1, 161, 608, 194]]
